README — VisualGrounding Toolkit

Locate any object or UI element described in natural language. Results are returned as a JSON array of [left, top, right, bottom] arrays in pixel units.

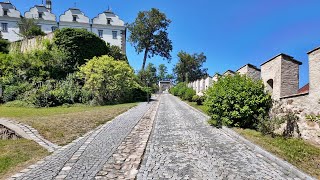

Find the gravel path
[[138, 94, 302, 180], [11, 102, 152, 180]]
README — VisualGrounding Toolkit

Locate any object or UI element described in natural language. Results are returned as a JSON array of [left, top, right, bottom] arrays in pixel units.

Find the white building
[[25, 5, 57, 34], [0, 1, 126, 53], [0, 1, 21, 41], [92, 10, 126, 52], [59, 8, 90, 30]]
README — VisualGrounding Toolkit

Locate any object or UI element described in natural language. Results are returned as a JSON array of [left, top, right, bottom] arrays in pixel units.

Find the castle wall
[[9, 33, 54, 53], [280, 59, 300, 97], [280, 94, 320, 145], [261, 56, 282, 99], [308, 47, 320, 99]]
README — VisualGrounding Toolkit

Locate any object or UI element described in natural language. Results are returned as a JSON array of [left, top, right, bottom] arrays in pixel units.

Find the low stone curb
[[0, 118, 60, 152], [95, 95, 161, 179], [175, 95, 316, 180]]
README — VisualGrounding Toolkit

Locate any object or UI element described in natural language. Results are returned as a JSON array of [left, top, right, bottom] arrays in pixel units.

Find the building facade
[[0, 1, 126, 53]]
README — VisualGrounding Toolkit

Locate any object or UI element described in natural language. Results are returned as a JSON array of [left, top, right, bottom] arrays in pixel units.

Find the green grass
[[185, 101, 207, 113], [0, 103, 138, 145], [234, 128, 320, 179], [0, 139, 49, 179]]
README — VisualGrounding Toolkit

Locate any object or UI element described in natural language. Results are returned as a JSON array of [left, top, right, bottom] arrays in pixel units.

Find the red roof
[[298, 83, 309, 94]]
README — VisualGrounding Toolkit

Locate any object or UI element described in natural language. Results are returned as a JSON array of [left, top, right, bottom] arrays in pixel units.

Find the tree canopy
[[173, 51, 208, 82], [17, 18, 45, 39], [53, 28, 110, 75], [127, 8, 172, 70], [158, 64, 168, 80]]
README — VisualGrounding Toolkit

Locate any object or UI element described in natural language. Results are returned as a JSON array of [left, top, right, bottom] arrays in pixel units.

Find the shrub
[[0, 38, 10, 53], [2, 82, 32, 102], [169, 82, 186, 96], [205, 74, 272, 129], [182, 88, 196, 102], [192, 95, 205, 105], [50, 74, 82, 105], [3, 100, 33, 107], [282, 111, 301, 138], [78, 55, 136, 105], [23, 81, 56, 107]]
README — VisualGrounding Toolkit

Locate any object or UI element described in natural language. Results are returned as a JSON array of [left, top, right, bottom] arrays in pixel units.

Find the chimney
[[307, 47, 320, 98], [46, 0, 52, 12]]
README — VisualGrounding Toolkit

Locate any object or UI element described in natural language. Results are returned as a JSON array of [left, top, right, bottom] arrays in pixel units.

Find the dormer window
[[107, 18, 111, 25], [38, 12, 43, 19], [73, 15, 77, 22], [3, 9, 8, 16]]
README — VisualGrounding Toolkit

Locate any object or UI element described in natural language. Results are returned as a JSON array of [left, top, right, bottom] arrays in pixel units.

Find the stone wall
[[280, 58, 300, 97], [237, 64, 261, 81], [9, 33, 54, 53], [308, 47, 320, 99], [261, 55, 283, 99], [280, 94, 320, 145]]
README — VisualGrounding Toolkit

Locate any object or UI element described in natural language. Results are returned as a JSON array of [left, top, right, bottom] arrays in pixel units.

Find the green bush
[[78, 55, 136, 105], [50, 74, 82, 105], [2, 82, 32, 102], [169, 82, 195, 102], [205, 74, 272, 129], [2, 100, 33, 107], [192, 95, 205, 105], [182, 88, 196, 102], [23, 81, 56, 107], [0, 38, 10, 53]]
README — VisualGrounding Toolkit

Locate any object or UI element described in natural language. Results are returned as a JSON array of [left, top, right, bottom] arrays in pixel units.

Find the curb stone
[[0, 118, 60, 152], [174, 94, 316, 180]]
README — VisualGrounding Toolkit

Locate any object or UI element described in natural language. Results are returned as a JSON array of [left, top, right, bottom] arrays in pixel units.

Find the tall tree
[[158, 64, 168, 80], [17, 18, 45, 39], [127, 8, 172, 70], [173, 51, 208, 82]]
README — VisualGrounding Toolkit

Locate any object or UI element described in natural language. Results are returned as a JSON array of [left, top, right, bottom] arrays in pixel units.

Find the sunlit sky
[[10, 0, 320, 87]]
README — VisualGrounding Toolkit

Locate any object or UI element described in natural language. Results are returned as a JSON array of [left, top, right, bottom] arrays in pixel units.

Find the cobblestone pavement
[[138, 94, 302, 180], [11, 102, 152, 180], [96, 97, 160, 179]]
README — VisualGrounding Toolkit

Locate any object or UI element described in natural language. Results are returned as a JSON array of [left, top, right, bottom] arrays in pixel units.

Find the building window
[[98, 30, 103, 38], [73, 15, 77, 22], [1, 23, 8, 32], [107, 18, 111, 25], [38, 12, 43, 19], [51, 26, 58, 32], [3, 10, 8, 16], [112, 31, 117, 39]]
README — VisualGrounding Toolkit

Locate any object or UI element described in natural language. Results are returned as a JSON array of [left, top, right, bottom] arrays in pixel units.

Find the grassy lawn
[[234, 128, 320, 179], [185, 101, 207, 114], [185, 100, 320, 178], [0, 139, 49, 179], [0, 103, 138, 145]]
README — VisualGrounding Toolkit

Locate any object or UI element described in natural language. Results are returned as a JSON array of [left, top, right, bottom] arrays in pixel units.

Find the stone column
[[308, 47, 320, 98]]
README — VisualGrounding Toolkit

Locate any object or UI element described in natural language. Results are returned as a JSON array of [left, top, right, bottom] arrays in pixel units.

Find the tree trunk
[[142, 48, 148, 70]]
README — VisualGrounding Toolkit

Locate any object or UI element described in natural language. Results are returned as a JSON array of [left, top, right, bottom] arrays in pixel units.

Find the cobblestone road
[[12, 102, 152, 180], [138, 94, 302, 180]]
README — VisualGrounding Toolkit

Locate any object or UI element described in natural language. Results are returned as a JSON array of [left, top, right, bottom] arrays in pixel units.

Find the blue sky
[[11, 0, 320, 87]]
